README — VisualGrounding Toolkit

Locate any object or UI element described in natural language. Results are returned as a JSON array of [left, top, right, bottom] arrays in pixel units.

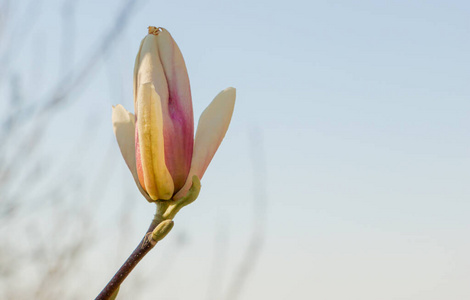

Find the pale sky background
[[1, 0, 469, 299]]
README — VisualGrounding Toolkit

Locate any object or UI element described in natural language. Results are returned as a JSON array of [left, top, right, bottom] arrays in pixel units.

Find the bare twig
[[95, 213, 162, 300], [0, 0, 143, 137]]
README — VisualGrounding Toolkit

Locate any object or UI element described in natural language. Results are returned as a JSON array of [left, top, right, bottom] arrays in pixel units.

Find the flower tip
[[148, 26, 162, 35], [113, 104, 124, 110], [223, 87, 236, 96], [220, 87, 236, 105], [217, 87, 236, 108], [212, 87, 236, 105]]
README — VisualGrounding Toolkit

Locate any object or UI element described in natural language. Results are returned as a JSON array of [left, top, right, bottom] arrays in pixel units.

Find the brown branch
[[95, 177, 199, 300], [95, 214, 162, 300]]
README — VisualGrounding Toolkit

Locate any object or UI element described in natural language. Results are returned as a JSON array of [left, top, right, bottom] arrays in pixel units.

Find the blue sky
[[2, 0, 470, 298]]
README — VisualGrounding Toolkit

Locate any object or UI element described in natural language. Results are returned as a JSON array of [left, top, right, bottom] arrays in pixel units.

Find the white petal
[[112, 104, 152, 202], [174, 87, 236, 199]]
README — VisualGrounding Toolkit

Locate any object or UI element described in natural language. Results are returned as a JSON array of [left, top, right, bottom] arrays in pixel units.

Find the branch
[[95, 176, 201, 300], [95, 212, 171, 300]]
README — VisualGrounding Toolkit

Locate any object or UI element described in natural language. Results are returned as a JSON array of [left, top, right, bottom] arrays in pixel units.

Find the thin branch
[[95, 176, 200, 300], [95, 211, 162, 300], [0, 0, 144, 136]]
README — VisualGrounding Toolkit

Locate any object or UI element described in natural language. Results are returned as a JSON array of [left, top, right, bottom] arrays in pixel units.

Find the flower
[[112, 27, 236, 202]]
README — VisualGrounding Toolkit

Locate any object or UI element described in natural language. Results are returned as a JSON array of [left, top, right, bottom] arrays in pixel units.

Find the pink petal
[[134, 28, 194, 192]]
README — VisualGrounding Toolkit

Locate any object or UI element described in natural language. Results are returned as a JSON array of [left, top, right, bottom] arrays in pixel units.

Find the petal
[[136, 82, 174, 200], [111, 104, 152, 202], [157, 28, 194, 191], [134, 29, 194, 192], [174, 87, 236, 199], [133, 38, 145, 103]]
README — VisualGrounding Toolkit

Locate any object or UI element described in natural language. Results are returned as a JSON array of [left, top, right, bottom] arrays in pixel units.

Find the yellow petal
[[111, 104, 152, 202], [174, 87, 236, 199], [136, 82, 174, 200]]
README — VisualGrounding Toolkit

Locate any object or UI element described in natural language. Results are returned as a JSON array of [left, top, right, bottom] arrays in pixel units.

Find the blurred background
[[0, 0, 469, 299]]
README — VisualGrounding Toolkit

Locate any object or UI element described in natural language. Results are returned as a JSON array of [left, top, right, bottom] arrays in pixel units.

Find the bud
[[151, 219, 174, 244], [112, 27, 236, 202]]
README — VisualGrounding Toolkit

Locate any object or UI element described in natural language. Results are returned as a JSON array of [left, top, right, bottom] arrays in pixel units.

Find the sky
[[1, 0, 470, 299]]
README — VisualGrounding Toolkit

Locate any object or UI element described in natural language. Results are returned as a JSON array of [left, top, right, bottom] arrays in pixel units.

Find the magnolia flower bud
[[112, 27, 235, 202]]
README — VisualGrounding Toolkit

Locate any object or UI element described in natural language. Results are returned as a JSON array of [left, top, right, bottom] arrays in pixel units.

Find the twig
[[95, 212, 163, 300], [95, 176, 200, 300]]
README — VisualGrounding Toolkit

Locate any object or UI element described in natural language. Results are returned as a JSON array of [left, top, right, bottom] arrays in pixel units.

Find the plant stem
[[95, 211, 164, 300]]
